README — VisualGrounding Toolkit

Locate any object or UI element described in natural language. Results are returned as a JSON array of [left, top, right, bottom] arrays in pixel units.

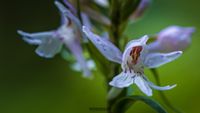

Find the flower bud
[[148, 26, 195, 52], [131, 0, 151, 20]]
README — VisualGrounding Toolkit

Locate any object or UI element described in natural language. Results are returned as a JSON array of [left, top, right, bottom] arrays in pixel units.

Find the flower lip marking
[[130, 46, 143, 65]]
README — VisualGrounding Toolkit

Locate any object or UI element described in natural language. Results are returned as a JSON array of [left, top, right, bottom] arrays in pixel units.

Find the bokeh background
[[0, 0, 199, 113]]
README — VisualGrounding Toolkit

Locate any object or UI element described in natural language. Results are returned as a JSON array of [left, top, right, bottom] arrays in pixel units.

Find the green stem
[[107, 65, 122, 113], [109, 0, 121, 46], [151, 69, 182, 113], [76, 0, 83, 24], [107, 1, 126, 113], [107, 88, 127, 113]]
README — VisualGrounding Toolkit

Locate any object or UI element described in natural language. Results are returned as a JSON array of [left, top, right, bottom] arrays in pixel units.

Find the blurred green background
[[0, 0, 199, 113]]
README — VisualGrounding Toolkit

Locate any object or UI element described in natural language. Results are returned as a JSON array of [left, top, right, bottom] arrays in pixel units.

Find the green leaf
[[112, 95, 167, 113]]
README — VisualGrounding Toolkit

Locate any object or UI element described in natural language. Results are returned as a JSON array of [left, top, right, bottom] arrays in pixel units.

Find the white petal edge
[[109, 72, 134, 88], [17, 30, 49, 45], [35, 37, 63, 58], [143, 76, 177, 91], [125, 35, 149, 49], [54, 1, 81, 28], [144, 51, 183, 68], [134, 76, 152, 96], [18, 30, 63, 58], [147, 81, 176, 91]]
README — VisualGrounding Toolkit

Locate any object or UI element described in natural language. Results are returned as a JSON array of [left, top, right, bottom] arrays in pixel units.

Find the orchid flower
[[82, 26, 182, 96], [17, 1, 91, 77], [148, 25, 195, 53]]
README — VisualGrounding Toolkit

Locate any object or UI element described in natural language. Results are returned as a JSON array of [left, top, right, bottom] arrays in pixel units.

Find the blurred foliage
[[0, 0, 200, 113]]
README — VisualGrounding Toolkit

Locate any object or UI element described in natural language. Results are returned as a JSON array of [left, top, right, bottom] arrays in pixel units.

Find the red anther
[[130, 46, 143, 64]]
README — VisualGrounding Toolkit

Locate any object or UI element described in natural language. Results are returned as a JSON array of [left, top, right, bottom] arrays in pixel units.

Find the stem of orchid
[[151, 69, 182, 113], [109, 0, 121, 46], [107, 87, 123, 100], [107, 1, 127, 113], [76, 0, 83, 24], [107, 88, 127, 113]]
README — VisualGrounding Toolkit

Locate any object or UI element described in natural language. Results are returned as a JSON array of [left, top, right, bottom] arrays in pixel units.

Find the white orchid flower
[[83, 26, 182, 96], [17, 1, 91, 77]]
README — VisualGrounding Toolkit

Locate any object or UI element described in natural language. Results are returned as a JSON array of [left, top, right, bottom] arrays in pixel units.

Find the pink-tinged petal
[[54, 1, 82, 28], [59, 10, 69, 25], [55, 1, 88, 41], [35, 37, 63, 58], [18, 30, 63, 58], [109, 72, 134, 88], [144, 51, 182, 68], [63, 0, 77, 14], [146, 41, 162, 52], [81, 13, 92, 30], [17, 30, 53, 45], [134, 75, 152, 96], [148, 26, 196, 52], [82, 26, 123, 64]]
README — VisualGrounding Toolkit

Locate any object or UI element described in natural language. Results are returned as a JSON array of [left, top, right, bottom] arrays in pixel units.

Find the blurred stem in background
[[76, 0, 83, 24], [151, 69, 182, 113], [107, 0, 124, 112]]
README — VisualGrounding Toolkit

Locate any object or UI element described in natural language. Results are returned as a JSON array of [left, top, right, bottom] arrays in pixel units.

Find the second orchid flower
[[17, 1, 92, 77], [83, 26, 182, 96]]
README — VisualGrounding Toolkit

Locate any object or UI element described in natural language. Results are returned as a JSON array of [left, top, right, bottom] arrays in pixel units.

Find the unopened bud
[[148, 26, 195, 52]]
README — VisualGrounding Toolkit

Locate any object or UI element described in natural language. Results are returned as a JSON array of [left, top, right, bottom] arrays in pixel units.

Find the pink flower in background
[[148, 25, 195, 52]]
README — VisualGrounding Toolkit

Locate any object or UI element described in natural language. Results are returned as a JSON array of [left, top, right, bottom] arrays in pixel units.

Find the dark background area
[[0, 0, 200, 113]]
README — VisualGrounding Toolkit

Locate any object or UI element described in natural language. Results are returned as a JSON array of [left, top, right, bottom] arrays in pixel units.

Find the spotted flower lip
[[17, 1, 91, 77], [83, 26, 182, 96], [147, 25, 196, 53]]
